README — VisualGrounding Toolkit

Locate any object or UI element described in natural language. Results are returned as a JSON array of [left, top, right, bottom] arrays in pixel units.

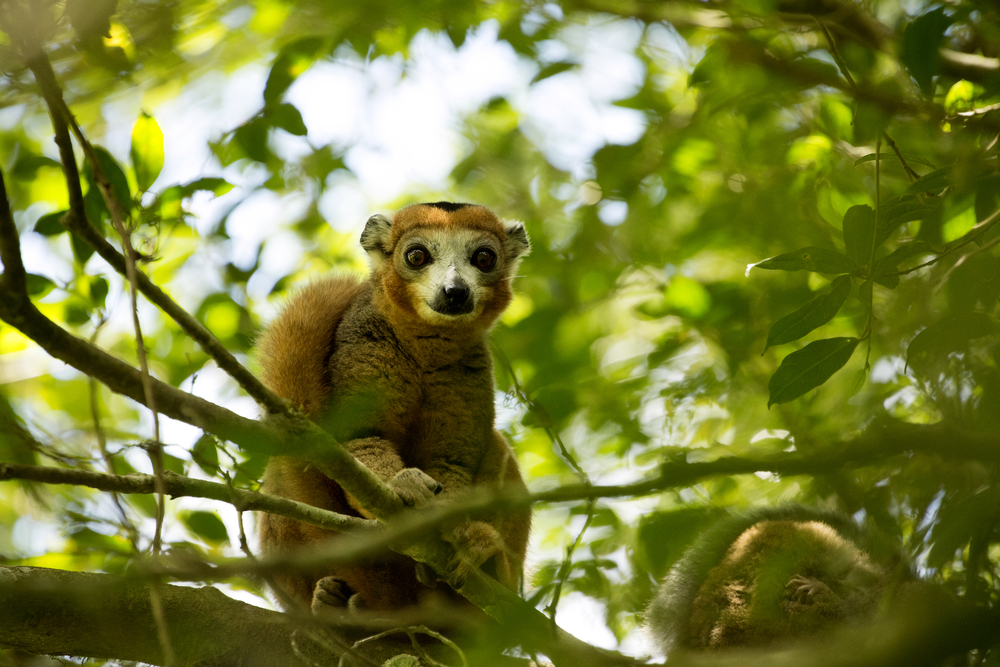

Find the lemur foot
[[390, 468, 443, 507], [786, 574, 834, 603], [444, 520, 504, 588], [312, 576, 354, 614]]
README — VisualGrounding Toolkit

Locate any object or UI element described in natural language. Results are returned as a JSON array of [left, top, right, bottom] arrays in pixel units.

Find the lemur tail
[[257, 275, 365, 416]]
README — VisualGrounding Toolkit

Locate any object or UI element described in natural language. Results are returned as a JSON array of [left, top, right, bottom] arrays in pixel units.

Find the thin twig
[[0, 462, 374, 534], [494, 347, 596, 624], [89, 320, 141, 549], [892, 204, 1000, 276], [818, 18, 921, 182], [882, 132, 921, 182]]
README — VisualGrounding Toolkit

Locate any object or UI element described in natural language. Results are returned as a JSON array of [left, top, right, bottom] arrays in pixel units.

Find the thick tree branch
[[0, 565, 456, 667]]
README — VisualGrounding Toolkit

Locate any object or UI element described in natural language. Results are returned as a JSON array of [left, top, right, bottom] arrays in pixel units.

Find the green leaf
[[130, 112, 165, 192], [901, 7, 953, 95], [12, 154, 62, 180], [873, 241, 933, 283], [191, 433, 220, 476], [233, 117, 270, 163], [905, 165, 952, 195], [752, 247, 853, 275], [162, 453, 185, 475], [25, 274, 56, 297], [906, 312, 997, 368], [875, 196, 934, 247], [180, 177, 234, 198], [181, 510, 229, 544], [768, 337, 860, 407], [842, 205, 876, 267], [765, 275, 851, 350], [531, 61, 577, 83], [33, 210, 67, 236], [848, 367, 867, 398], [263, 37, 324, 105], [93, 146, 132, 212], [944, 79, 984, 114], [269, 103, 308, 136]]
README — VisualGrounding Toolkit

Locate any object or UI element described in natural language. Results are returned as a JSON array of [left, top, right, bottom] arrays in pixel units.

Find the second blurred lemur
[[646, 506, 914, 653]]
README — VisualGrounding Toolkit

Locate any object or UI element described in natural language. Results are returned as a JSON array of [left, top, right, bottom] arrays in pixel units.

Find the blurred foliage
[[2, 0, 1000, 662]]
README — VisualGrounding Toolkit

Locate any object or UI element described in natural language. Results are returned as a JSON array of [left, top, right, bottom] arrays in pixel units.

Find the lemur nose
[[442, 284, 470, 305]]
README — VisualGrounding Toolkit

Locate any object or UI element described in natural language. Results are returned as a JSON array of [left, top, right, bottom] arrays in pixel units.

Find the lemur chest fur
[[323, 285, 495, 470]]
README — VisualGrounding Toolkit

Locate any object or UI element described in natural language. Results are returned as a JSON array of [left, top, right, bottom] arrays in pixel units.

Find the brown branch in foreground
[[0, 565, 467, 667], [21, 46, 290, 419], [6, 416, 997, 589]]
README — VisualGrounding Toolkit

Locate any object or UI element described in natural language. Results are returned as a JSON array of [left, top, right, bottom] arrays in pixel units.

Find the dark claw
[[434, 482, 443, 494]]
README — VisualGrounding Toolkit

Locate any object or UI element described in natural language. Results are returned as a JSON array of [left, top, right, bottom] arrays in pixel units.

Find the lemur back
[[257, 203, 531, 612]]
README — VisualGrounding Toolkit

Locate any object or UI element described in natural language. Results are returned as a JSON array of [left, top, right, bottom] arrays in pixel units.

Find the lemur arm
[[323, 345, 440, 518]]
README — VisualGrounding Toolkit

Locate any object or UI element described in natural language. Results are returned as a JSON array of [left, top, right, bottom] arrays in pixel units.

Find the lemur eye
[[405, 246, 430, 267], [472, 248, 496, 270]]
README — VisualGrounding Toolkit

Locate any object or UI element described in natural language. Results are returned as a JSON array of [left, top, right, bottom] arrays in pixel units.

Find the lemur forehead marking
[[398, 226, 502, 254], [389, 203, 506, 248]]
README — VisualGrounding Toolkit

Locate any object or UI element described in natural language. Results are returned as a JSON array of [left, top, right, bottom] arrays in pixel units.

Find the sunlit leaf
[[192, 433, 220, 476], [130, 112, 164, 192], [180, 510, 229, 544]]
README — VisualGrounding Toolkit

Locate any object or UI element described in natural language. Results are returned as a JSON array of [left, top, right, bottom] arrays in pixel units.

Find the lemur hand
[[389, 468, 442, 507], [786, 574, 835, 603]]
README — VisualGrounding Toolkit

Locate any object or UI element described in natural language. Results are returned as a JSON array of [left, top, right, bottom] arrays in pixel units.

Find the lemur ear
[[503, 220, 530, 260], [360, 214, 393, 255]]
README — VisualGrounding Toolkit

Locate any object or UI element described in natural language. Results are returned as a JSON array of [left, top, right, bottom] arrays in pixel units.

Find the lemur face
[[361, 203, 529, 326]]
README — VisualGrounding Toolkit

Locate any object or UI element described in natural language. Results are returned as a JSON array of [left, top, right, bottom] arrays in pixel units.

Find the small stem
[[882, 131, 921, 182]]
